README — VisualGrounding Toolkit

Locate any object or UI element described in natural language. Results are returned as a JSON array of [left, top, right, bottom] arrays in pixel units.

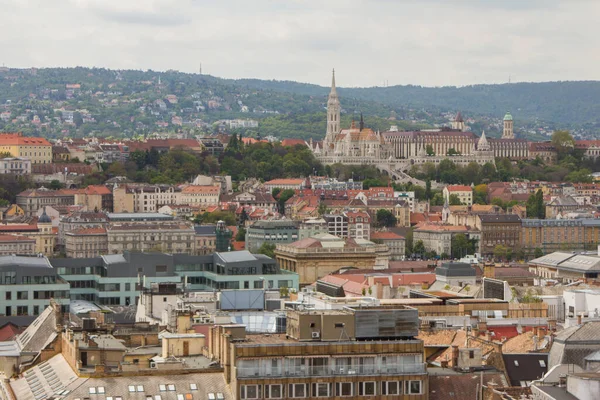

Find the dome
[[38, 207, 52, 223], [503, 112, 513, 121]]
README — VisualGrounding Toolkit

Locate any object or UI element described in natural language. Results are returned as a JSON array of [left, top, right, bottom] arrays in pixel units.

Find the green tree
[[376, 209, 397, 227], [317, 202, 329, 216], [413, 240, 425, 256], [48, 180, 64, 190], [551, 130, 575, 159], [535, 189, 545, 218], [277, 189, 295, 214], [425, 180, 432, 200], [534, 247, 544, 258], [448, 194, 462, 205], [235, 227, 247, 242], [426, 145, 435, 156], [493, 244, 512, 261], [239, 208, 249, 226], [257, 242, 276, 258], [405, 229, 414, 256], [451, 233, 477, 259], [526, 193, 538, 218], [473, 184, 488, 204], [447, 148, 459, 156]]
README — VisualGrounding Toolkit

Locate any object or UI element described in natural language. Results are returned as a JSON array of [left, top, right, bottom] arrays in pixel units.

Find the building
[[413, 224, 477, 257], [370, 231, 405, 260], [435, 262, 477, 286], [521, 218, 600, 255], [479, 214, 522, 256], [0, 157, 31, 175], [16, 187, 78, 216], [49, 250, 298, 305], [323, 213, 348, 238], [548, 321, 600, 370], [65, 227, 108, 258], [181, 185, 220, 208], [502, 111, 514, 139], [0, 255, 70, 316], [112, 184, 182, 213], [208, 307, 428, 400], [245, 220, 299, 252], [263, 178, 306, 191], [106, 222, 195, 254], [298, 218, 329, 239], [546, 195, 581, 219], [0, 234, 36, 255], [0, 132, 52, 164], [443, 185, 473, 206], [74, 184, 113, 212], [311, 71, 494, 171], [275, 234, 378, 285], [194, 224, 217, 255], [529, 252, 600, 283], [346, 211, 371, 240], [58, 211, 109, 246]]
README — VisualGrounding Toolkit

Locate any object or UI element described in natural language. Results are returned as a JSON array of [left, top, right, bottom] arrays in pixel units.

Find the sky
[[1, 0, 599, 87]]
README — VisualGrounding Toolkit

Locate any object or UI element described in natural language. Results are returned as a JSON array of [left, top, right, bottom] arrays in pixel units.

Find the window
[[17, 291, 28, 300], [5, 292, 11, 300], [405, 380, 422, 395], [90, 387, 97, 394], [289, 383, 307, 398], [311, 383, 330, 397], [381, 381, 400, 396], [469, 350, 475, 359], [241, 385, 261, 399], [359, 382, 376, 396], [265, 384, 282, 399], [98, 387, 105, 394], [539, 359, 546, 368], [137, 385, 144, 392], [129, 386, 136, 393], [336, 382, 353, 397], [190, 384, 198, 391], [159, 385, 167, 392]]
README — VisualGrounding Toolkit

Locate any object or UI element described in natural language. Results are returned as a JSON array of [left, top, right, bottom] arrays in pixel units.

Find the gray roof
[[550, 195, 579, 206], [435, 262, 476, 277], [584, 350, 600, 361], [530, 252, 600, 273], [0, 255, 52, 269], [550, 322, 600, 369], [107, 212, 174, 221], [532, 385, 579, 400], [249, 220, 299, 229], [479, 214, 521, 223], [194, 224, 217, 235], [102, 254, 127, 264], [215, 250, 257, 263]]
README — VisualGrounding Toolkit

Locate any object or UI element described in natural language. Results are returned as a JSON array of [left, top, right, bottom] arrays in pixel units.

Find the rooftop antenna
[[199, 63, 202, 75], [508, 75, 511, 84]]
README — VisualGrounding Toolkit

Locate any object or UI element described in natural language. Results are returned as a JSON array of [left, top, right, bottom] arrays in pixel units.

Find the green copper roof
[[503, 112, 513, 121]]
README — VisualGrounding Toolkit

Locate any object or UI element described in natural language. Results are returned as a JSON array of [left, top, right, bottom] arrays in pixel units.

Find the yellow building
[[0, 132, 52, 164]]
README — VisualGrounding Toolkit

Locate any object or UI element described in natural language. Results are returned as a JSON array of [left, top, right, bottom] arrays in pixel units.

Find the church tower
[[326, 69, 341, 139], [452, 112, 465, 131], [502, 112, 514, 139]]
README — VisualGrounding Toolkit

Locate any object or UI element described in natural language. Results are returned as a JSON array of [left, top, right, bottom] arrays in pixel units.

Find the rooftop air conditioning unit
[[311, 331, 320, 339]]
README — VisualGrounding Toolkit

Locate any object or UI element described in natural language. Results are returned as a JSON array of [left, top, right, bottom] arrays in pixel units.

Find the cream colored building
[[65, 227, 108, 258], [443, 185, 473, 206], [161, 332, 205, 357], [0, 234, 36, 255], [112, 184, 181, 213], [0, 132, 52, 164], [180, 185, 220, 208], [106, 223, 195, 254]]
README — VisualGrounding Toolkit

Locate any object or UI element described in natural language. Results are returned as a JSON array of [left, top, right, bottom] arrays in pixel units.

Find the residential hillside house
[[0, 132, 52, 164], [443, 185, 473, 206]]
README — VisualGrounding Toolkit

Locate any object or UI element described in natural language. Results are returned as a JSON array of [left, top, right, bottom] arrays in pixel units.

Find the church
[[310, 70, 495, 169]]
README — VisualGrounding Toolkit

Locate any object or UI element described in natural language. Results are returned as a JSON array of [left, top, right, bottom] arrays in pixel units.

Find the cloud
[[0, 0, 598, 87]]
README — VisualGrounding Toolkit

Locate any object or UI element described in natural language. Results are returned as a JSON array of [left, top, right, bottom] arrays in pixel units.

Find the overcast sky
[[2, 0, 598, 87]]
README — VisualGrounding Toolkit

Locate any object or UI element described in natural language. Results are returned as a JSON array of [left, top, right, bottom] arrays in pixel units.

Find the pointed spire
[[330, 68, 337, 94], [359, 113, 364, 131]]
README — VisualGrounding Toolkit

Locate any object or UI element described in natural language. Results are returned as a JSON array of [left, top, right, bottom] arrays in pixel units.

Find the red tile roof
[[0, 234, 35, 242], [281, 139, 306, 147], [0, 133, 51, 146], [370, 231, 404, 240], [446, 185, 472, 192]]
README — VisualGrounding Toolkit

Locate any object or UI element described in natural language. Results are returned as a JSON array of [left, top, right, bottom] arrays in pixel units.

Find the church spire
[[326, 69, 341, 139], [330, 68, 337, 95], [359, 113, 364, 131]]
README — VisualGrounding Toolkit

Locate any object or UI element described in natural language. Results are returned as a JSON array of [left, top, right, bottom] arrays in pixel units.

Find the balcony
[[236, 363, 426, 379]]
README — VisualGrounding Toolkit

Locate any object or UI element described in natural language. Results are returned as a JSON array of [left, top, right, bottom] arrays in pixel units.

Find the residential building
[[548, 321, 600, 370], [0, 234, 36, 255], [546, 195, 581, 219], [413, 224, 478, 257], [112, 184, 182, 213], [521, 218, 600, 254], [346, 211, 371, 239], [65, 227, 108, 258], [58, 211, 109, 246], [245, 220, 299, 252], [0, 157, 31, 175], [395, 201, 412, 227], [194, 225, 217, 255], [0, 132, 52, 164], [443, 185, 473, 206], [370, 231, 405, 260], [74, 184, 113, 212], [323, 213, 348, 238], [106, 222, 195, 254], [16, 187, 78, 216], [479, 214, 522, 256], [99, 143, 129, 163], [180, 185, 220, 208], [263, 178, 306, 191], [208, 307, 428, 400], [298, 218, 328, 239], [0, 255, 70, 316], [275, 234, 378, 285]]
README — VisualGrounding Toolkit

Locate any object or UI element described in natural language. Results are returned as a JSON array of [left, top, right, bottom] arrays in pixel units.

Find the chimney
[[577, 314, 582, 325], [478, 321, 488, 334]]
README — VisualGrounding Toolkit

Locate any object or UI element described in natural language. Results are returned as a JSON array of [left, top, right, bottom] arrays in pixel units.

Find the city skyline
[[1, 0, 599, 87]]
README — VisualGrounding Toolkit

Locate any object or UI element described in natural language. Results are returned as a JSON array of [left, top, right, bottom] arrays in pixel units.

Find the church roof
[[504, 112, 513, 121], [454, 112, 464, 122]]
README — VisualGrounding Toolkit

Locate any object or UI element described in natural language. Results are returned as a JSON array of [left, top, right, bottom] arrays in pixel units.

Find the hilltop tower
[[502, 112, 514, 139], [326, 69, 341, 140]]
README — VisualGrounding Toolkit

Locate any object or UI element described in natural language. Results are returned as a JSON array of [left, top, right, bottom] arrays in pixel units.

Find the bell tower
[[502, 112, 514, 139], [326, 69, 341, 139]]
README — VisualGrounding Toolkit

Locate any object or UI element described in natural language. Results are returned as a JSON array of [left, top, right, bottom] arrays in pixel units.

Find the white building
[[0, 157, 31, 175]]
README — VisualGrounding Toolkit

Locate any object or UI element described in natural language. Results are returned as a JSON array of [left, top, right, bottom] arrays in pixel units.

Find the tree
[[235, 227, 247, 242], [413, 240, 425, 256], [551, 130, 575, 159], [535, 189, 545, 218], [534, 247, 544, 258], [526, 193, 538, 218], [451, 233, 477, 259], [425, 180, 432, 200], [426, 145, 435, 156], [440, 252, 449, 260], [277, 189, 295, 214], [239, 208, 249, 226], [447, 148, 459, 156], [48, 180, 64, 190], [405, 229, 414, 256], [448, 194, 462, 205], [493, 244, 512, 261], [317, 202, 329, 216], [376, 209, 397, 227], [257, 242, 276, 258], [473, 184, 488, 204]]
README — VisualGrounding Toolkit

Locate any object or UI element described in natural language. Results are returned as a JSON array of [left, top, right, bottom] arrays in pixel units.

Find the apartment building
[[0, 132, 52, 164], [106, 223, 195, 254], [208, 307, 427, 400], [245, 220, 299, 252], [0, 234, 36, 255], [0, 157, 31, 175], [522, 218, 600, 254], [16, 187, 78, 216], [113, 184, 182, 213], [443, 185, 473, 206], [58, 211, 109, 246], [479, 214, 522, 256], [65, 227, 108, 258]]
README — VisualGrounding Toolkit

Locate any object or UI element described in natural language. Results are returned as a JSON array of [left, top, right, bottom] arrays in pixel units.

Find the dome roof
[[503, 112, 513, 121], [38, 207, 52, 223]]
